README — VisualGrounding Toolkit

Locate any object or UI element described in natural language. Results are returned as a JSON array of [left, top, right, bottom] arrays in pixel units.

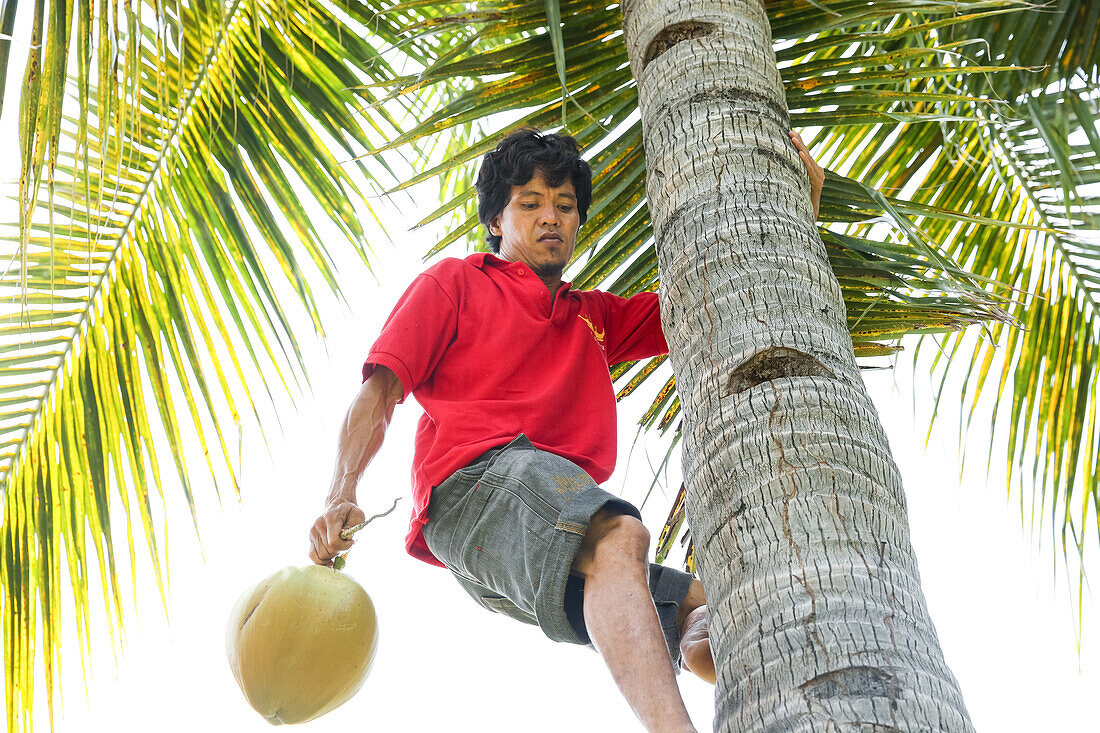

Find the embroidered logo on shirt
[[578, 313, 606, 347]]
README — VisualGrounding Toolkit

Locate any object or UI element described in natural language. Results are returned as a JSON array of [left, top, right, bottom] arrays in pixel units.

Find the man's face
[[490, 172, 580, 283]]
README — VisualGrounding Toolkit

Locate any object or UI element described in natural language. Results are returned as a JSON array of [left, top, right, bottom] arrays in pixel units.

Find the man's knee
[[572, 508, 650, 577]]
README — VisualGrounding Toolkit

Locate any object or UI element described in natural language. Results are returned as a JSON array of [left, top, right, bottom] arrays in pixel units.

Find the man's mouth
[[539, 233, 563, 243]]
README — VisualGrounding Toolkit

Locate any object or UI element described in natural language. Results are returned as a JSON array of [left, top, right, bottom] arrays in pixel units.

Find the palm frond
[[0, 0, 448, 729], [797, 3, 1100, 606], [955, 0, 1099, 99]]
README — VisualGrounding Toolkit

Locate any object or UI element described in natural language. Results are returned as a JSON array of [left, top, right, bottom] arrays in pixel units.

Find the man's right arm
[[308, 365, 404, 566]]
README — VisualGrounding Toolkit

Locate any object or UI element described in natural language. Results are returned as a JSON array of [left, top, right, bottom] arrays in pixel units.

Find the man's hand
[[789, 130, 825, 220], [309, 500, 367, 566]]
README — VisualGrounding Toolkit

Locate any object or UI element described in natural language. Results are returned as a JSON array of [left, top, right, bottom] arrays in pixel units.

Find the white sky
[[1, 19, 1098, 733]]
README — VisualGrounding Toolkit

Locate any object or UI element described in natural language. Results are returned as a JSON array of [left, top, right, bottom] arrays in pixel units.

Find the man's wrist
[[326, 487, 358, 509]]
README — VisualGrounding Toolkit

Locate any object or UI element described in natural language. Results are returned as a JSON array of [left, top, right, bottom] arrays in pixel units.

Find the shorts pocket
[[446, 478, 494, 573], [479, 594, 538, 626], [424, 472, 487, 577]]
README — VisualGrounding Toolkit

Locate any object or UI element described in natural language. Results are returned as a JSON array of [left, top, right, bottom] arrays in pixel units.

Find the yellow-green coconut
[[226, 565, 379, 725]]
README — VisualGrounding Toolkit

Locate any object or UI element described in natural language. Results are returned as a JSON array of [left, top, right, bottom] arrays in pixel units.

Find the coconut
[[226, 565, 379, 725]]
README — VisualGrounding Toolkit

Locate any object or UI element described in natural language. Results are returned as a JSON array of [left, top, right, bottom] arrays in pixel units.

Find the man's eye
[[521, 203, 537, 209], [559, 205, 574, 213]]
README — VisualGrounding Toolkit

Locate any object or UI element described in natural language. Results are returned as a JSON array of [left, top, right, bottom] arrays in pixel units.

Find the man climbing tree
[[309, 127, 823, 732]]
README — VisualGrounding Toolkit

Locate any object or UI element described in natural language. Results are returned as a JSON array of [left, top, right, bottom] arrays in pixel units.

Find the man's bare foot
[[678, 605, 715, 684]]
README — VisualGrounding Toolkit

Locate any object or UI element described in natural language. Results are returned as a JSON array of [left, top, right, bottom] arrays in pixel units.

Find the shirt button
[[517, 267, 526, 276]]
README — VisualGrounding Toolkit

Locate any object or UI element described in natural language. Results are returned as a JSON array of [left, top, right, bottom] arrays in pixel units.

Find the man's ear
[[489, 216, 501, 237]]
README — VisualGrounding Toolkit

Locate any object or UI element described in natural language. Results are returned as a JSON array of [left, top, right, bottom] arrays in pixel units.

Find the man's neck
[[539, 274, 561, 297], [498, 253, 562, 299]]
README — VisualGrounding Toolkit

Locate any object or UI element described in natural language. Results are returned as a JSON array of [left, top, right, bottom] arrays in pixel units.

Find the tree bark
[[620, 1, 975, 730]]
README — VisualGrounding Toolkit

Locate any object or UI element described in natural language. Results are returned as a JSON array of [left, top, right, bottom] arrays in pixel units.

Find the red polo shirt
[[362, 252, 667, 567]]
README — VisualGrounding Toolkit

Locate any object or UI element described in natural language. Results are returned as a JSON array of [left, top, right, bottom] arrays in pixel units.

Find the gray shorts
[[422, 434, 695, 670]]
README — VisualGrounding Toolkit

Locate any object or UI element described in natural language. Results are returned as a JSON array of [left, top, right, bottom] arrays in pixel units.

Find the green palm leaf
[[0, 0, 449, 729], [798, 3, 1100, 606]]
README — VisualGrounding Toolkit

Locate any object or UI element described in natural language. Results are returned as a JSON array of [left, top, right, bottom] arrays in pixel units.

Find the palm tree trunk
[[621, 1, 974, 730]]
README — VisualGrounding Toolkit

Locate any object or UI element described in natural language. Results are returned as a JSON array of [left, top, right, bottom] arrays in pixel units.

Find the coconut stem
[[339, 497, 402, 540], [332, 497, 402, 570]]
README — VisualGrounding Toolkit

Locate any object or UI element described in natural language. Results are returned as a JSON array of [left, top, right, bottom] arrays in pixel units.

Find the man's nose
[[539, 204, 559, 225]]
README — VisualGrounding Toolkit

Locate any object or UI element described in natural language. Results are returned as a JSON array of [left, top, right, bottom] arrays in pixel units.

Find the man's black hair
[[475, 128, 593, 253]]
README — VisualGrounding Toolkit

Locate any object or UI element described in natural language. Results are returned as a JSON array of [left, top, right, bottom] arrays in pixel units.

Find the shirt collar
[[466, 251, 505, 269], [466, 252, 574, 295]]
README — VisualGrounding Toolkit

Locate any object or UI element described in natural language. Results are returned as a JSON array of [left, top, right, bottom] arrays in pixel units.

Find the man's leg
[[572, 508, 697, 733]]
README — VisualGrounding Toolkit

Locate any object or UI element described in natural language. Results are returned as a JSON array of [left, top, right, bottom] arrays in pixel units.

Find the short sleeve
[[362, 273, 459, 402], [600, 291, 668, 364]]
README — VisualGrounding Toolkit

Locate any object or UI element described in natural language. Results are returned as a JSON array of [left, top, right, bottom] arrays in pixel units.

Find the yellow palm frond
[[0, 0, 449, 729]]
